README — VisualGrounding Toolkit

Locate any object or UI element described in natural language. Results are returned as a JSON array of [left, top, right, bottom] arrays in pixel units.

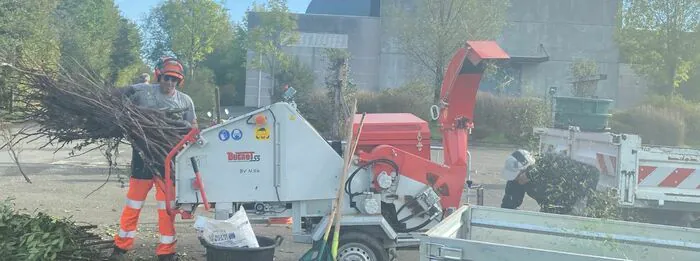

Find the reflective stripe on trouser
[[113, 177, 177, 255], [155, 180, 177, 255], [114, 178, 153, 250]]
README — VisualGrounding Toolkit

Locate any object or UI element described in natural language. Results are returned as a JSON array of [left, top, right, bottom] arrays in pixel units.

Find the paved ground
[[0, 124, 538, 261]]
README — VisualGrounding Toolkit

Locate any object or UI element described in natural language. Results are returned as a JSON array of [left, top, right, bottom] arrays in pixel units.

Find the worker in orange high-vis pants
[[108, 56, 197, 261]]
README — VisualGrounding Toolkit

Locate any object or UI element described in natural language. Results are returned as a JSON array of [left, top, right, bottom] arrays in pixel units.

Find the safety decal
[[218, 129, 230, 141], [231, 128, 243, 141], [255, 127, 270, 140]]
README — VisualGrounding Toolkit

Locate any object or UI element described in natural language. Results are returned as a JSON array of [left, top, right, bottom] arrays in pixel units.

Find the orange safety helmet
[[154, 56, 186, 86]]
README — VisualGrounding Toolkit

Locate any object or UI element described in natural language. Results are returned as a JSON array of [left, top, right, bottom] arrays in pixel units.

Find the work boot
[[158, 253, 178, 261], [107, 246, 128, 261]]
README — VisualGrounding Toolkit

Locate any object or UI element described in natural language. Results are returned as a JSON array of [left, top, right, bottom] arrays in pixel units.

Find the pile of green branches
[[525, 153, 601, 214], [520, 153, 661, 225], [0, 58, 191, 178], [0, 198, 111, 261]]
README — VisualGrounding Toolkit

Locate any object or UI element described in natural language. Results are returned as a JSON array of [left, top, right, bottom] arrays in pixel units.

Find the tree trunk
[[330, 57, 348, 140], [271, 61, 277, 102], [433, 65, 444, 105], [667, 62, 677, 96]]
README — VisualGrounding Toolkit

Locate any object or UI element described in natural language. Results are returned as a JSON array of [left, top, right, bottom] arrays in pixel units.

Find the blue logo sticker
[[218, 129, 230, 141], [231, 129, 243, 141]]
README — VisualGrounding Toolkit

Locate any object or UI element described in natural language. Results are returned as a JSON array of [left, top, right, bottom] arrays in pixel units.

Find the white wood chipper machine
[[159, 41, 509, 261]]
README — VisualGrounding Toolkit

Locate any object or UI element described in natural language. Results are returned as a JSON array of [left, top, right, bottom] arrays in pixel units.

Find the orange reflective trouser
[[114, 177, 176, 255]]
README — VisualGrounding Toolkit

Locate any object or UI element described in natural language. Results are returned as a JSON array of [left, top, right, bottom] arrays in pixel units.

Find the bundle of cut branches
[[0, 58, 191, 179], [0, 198, 113, 261]]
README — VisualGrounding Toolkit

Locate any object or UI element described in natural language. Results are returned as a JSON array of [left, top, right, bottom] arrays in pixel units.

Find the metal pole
[[215, 87, 221, 124], [476, 186, 484, 206], [550, 95, 555, 127], [467, 150, 472, 182], [257, 53, 262, 107]]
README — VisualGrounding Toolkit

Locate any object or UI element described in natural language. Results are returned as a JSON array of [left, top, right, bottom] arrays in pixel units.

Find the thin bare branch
[[2, 55, 192, 183]]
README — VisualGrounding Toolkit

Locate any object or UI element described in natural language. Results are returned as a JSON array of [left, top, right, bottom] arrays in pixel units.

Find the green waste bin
[[553, 96, 614, 132], [553, 112, 612, 132]]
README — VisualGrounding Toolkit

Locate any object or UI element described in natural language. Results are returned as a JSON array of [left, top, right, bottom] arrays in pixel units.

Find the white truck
[[415, 126, 700, 261], [534, 126, 700, 227]]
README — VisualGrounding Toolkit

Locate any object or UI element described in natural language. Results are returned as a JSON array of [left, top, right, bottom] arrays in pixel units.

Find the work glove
[[164, 118, 193, 135], [165, 110, 184, 121]]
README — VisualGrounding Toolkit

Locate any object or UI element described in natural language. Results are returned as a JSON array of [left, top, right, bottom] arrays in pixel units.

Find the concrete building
[[244, 0, 637, 108]]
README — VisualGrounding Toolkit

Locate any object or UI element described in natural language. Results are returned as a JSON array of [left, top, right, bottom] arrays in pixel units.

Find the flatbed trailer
[[417, 205, 700, 261]]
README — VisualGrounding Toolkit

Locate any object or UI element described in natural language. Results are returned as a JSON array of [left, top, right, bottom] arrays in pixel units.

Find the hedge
[[473, 92, 550, 146], [296, 84, 549, 147], [295, 88, 334, 138], [356, 81, 433, 121], [611, 105, 686, 146], [610, 95, 700, 147]]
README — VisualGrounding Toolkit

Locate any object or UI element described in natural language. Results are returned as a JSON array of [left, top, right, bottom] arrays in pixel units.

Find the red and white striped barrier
[[596, 153, 617, 177], [638, 166, 700, 189], [594, 153, 700, 189]]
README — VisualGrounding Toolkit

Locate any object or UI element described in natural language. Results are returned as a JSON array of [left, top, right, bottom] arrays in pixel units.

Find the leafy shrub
[[296, 88, 333, 137], [472, 92, 508, 140], [525, 153, 600, 214], [474, 92, 549, 146], [611, 105, 686, 146], [503, 96, 550, 146]]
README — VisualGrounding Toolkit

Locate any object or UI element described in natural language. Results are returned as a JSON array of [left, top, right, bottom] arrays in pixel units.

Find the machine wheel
[[337, 231, 390, 261]]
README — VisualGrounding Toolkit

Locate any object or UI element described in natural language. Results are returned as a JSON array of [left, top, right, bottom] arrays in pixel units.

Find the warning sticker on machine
[[255, 127, 270, 140]]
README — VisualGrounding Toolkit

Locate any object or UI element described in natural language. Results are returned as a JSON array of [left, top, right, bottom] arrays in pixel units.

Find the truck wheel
[[337, 231, 390, 261]]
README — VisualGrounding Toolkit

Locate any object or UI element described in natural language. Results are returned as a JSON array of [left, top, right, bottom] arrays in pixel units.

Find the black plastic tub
[[200, 235, 283, 261]]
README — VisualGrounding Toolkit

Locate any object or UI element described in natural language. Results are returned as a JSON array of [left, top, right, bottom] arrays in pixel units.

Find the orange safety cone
[[269, 217, 293, 225]]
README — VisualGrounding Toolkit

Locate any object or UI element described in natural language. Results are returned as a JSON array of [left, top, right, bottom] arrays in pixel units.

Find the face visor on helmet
[[501, 149, 536, 181]]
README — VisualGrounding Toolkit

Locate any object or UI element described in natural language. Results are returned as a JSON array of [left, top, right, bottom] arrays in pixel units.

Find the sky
[[115, 0, 312, 23]]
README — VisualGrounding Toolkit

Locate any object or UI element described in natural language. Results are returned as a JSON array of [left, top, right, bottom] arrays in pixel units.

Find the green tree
[[615, 0, 700, 96], [569, 58, 601, 97], [142, 0, 232, 80], [54, 0, 122, 80], [244, 0, 300, 101], [273, 56, 315, 102], [110, 18, 147, 86], [0, 0, 61, 113], [201, 24, 248, 106], [383, 0, 510, 103], [183, 68, 217, 119], [324, 48, 355, 139]]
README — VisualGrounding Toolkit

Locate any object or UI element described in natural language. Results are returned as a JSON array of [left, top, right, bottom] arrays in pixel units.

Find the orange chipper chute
[[355, 41, 510, 214], [437, 40, 510, 171]]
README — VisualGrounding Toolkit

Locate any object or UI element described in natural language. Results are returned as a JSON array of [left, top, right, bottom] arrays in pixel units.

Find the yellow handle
[[331, 221, 340, 260]]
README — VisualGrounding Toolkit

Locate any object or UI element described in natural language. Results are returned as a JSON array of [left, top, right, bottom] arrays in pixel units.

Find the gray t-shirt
[[128, 83, 196, 122]]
